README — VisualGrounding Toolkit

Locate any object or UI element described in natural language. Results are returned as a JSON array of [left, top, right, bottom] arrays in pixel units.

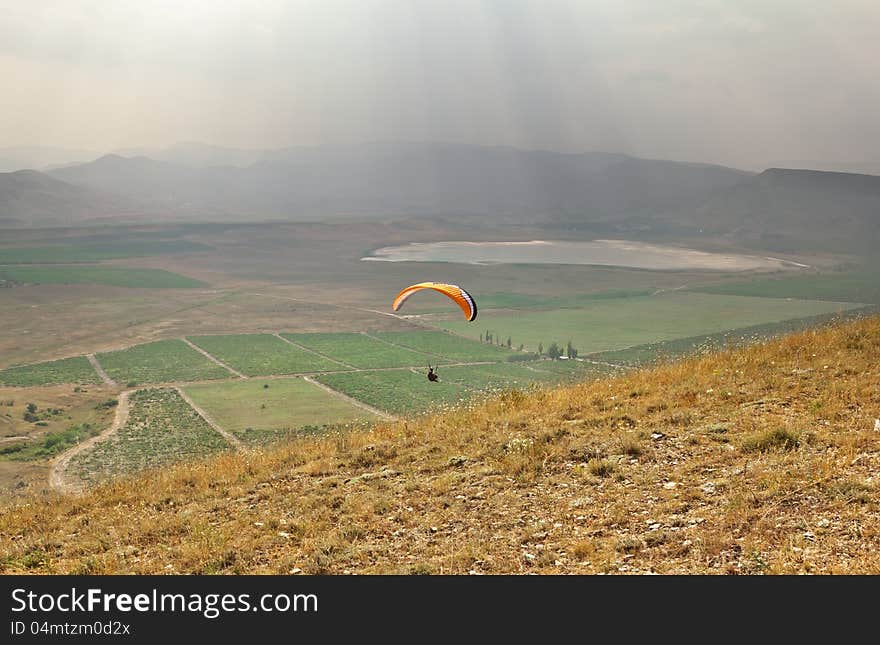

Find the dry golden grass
[[2, 316, 880, 574]]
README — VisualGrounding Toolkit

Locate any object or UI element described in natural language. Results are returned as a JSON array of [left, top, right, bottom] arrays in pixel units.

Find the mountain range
[[1, 142, 878, 254]]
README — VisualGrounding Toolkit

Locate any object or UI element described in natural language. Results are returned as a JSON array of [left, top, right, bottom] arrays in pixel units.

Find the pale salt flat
[[363, 240, 809, 272]]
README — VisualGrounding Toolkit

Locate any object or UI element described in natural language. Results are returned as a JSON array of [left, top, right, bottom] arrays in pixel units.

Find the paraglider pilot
[[427, 365, 439, 382]]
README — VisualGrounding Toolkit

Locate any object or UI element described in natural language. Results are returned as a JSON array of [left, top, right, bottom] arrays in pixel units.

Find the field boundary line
[[181, 337, 248, 379], [273, 333, 356, 369], [175, 387, 242, 449], [87, 354, 116, 386], [302, 376, 397, 422], [49, 388, 134, 493], [582, 358, 628, 370]]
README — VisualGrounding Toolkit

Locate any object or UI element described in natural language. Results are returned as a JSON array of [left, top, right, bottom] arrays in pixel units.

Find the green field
[[0, 265, 208, 288], [371, 331, 514, 362], [68, 388, 231, 484], [0, 240, 212, 264], [187, 334, 344, 376], [282, 332, 433, 368], [0, 356, 99, 386], [690, 268, 880, 304], [315, 370, 470, 415], [438, 292, 860, 355], [438, 362, 561, 391], [97, 340, 232, 384], [183, 377, 374, 444]]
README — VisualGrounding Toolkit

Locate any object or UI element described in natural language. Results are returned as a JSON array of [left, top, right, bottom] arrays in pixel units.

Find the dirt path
[[49, 389, 133, 493], [650, 284, 689, 296], [87, 353, 116, 386], [181, 337, 247, 379], [302, 376, 397, 422], [273, 333, 355, 369], [0, 436, 32, 444], [175, 387, 242, 449], [582, 358, 628, 370]]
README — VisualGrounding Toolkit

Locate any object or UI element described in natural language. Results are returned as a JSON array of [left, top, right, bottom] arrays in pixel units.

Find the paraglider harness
[[427, 365, 439, 382]]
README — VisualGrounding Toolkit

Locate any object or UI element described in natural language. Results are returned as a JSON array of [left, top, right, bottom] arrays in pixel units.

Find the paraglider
[[427, 364, 439, 382], [392, 282, 478, 322]]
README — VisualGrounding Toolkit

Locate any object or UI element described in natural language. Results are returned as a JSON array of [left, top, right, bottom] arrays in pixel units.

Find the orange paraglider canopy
[[392, 282, 477, 321]]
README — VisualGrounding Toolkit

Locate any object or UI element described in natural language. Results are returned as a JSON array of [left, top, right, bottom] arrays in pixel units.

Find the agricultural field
[[521, 358, 623, 380], [690, 266, 880, 304], [187, 334, 344, 376], [182, 377, 374, 444], [0, 356, 99, 387], [68, 388, 231, 485], [97, 339, 232, 385], [371, 330, 514, 362], [0, 265, 208, 288], [315, 370, 469, 415], [281, 332, 432, 368], [438, 292, 861, 355], [0, 239, 212, 264], [437, 362, 561, 392]]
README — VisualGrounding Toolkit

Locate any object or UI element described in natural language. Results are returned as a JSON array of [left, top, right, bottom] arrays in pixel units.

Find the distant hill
[[47, 142, 750, 224], [113, 142, 266, 168], [0, 170, 141, 228], [693, 168, 880, 253]]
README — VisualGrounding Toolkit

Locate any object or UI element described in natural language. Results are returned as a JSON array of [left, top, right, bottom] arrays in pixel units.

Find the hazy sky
[[1, 0, 878, 169]]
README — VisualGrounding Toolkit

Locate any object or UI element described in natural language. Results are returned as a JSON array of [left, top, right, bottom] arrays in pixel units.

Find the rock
[[344, 467, 400, 484], [447, 455, 468, 467]]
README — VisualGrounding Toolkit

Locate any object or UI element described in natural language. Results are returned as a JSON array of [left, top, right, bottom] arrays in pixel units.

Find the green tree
[[538, 342, 544, 356], [546, 342, 562, 360], [506, 336, 512, 348], [26, 402, 37, 414], [566, 340, 578, 359]]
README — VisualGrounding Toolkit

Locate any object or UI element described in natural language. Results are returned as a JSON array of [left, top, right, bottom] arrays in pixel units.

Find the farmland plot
[[68, 388, 231, 485]]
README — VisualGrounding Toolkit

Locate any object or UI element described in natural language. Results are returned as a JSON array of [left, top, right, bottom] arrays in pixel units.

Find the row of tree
[[480, 330, 578, 360]]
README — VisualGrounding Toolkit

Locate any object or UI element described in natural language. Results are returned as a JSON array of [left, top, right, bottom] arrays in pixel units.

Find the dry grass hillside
[[2, 317, 880, 574]]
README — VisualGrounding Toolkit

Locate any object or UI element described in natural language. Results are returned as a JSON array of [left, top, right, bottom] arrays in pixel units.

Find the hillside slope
[[2, 316, 879, 574], [0, 169, 143, 227], [694, 168, 880, 253]]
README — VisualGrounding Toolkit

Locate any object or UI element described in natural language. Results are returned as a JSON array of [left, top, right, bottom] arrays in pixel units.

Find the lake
[[362, 240, 808, 272]]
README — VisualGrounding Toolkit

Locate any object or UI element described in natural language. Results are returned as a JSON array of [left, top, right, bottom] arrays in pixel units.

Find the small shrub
[[741, 428, 800, 453], [587, 458, 615, 478], [618, 437, 643, 456]]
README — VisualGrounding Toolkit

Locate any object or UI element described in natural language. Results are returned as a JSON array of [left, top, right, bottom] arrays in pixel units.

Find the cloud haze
[[1, 0, 878, 169]]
